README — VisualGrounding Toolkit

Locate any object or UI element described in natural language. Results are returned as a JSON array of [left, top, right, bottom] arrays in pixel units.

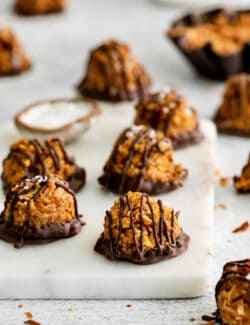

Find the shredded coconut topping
[[158, 86, 172, 99], [148, 129, 157, 139], [25, 175, 48, 184], [126, 125, 144, 139]]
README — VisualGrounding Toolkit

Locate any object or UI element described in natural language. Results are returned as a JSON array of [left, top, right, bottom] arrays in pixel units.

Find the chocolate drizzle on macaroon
[[134, 88, 203, 149], [212, 259, 250, 325], [98, 125, 187, 195], [0, 175, 83, 248], [234, 153, 250, 193], [0, 27, 31, 76], [95, 191, 189, 265], [201, 259, 250, 324], [214, 73, 250, 137], [1, 138, 86, 194], [78, 40, 151, 102]]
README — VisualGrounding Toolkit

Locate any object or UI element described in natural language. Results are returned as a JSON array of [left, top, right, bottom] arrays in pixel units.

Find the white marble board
[[0, 104, 216, 299]]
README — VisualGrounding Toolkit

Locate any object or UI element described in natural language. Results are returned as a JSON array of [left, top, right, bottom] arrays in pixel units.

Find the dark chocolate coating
[[170, 127, 204, 150], [215, 259, 250, 298], [215, 259, 250, 323], [78, 40, 151, 102], [168, 8, 250, 80], [214, 111, 250, 138], [215, 127, 250, 138], [98, 169, 187, 195], [95, 231, 189, 265], [0, 218, 83, 249], [77, 84, 151, 103], [98, 126, 187, 195], [95, 192, 189, 265], [213, 74, 250, 137], [201, 259, 250, 323], [135, 90, 204, 149], [1, 138, 86, 194], [233, 184, 250, 194], [0, 175, 84, 248], [67, 167, 86, 193]]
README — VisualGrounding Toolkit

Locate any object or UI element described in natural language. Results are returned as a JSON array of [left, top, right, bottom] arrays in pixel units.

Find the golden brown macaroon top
[[168, 12, 250, 55], [234, 154, 250, 193], [15, 0, 66, 15], [215, 74, 250, 135], [1, 138, 84, 193], [215, 259, 250, 325], [0, 27, 31, 76], [78, 40, 151, 102], [134, 88, 198, 139], [1, 175, 78, 229], [103, 191, 182, 257], [103, 125, 185, 183]]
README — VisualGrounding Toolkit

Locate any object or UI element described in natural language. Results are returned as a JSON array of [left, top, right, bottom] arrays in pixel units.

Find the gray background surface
[[0, 0, 249, 324]]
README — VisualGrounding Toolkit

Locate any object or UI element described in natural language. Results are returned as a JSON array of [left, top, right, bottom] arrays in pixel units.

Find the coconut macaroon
[[168, 12, 250, 56], [1, 138, 86, 194], [95, 191, 189, 264], [214, 74, 250, 137], [0, 175, 83, 248], [98, 125, 187, 195], [134, 88, 203, 149], [15, 0, 66, 15], [234, 154, 250, 193], [215, 259, 250, 325], [78, 40, 151, 102], [0, 27, 31, 76]]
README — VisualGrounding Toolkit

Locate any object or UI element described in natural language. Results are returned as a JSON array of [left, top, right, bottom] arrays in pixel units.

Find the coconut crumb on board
[[232, 221, 249, 233], [214, 169, 221, 177], [219, 177, 230, 187], [24, 312, 33, 319], [216, 203, 228, 210]]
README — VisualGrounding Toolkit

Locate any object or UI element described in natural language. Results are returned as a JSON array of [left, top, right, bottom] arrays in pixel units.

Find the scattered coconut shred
[[23, 311, 41, 325], [24, 312, 33, 319], [219, 177, 230, 187], [216, 203, 228, 210], [232, 221, 250, 233], [214, 169, 221, 177]]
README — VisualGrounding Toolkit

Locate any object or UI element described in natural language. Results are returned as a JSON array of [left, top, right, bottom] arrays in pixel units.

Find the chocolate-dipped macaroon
[[134, 88, 203, 149], [234, 154, 250, 193], [168, 9, 250, 80], [95, 191, 189, 264], [78, 40, 151, 102], [215, 259, 250, 325], [214, 74, 250, 137], [15, 0, 66, 15], [1, 138, 86, 194], [0, 175, 83, 248], [98, 125, 187, 195], [0, 27, 31, 76]]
